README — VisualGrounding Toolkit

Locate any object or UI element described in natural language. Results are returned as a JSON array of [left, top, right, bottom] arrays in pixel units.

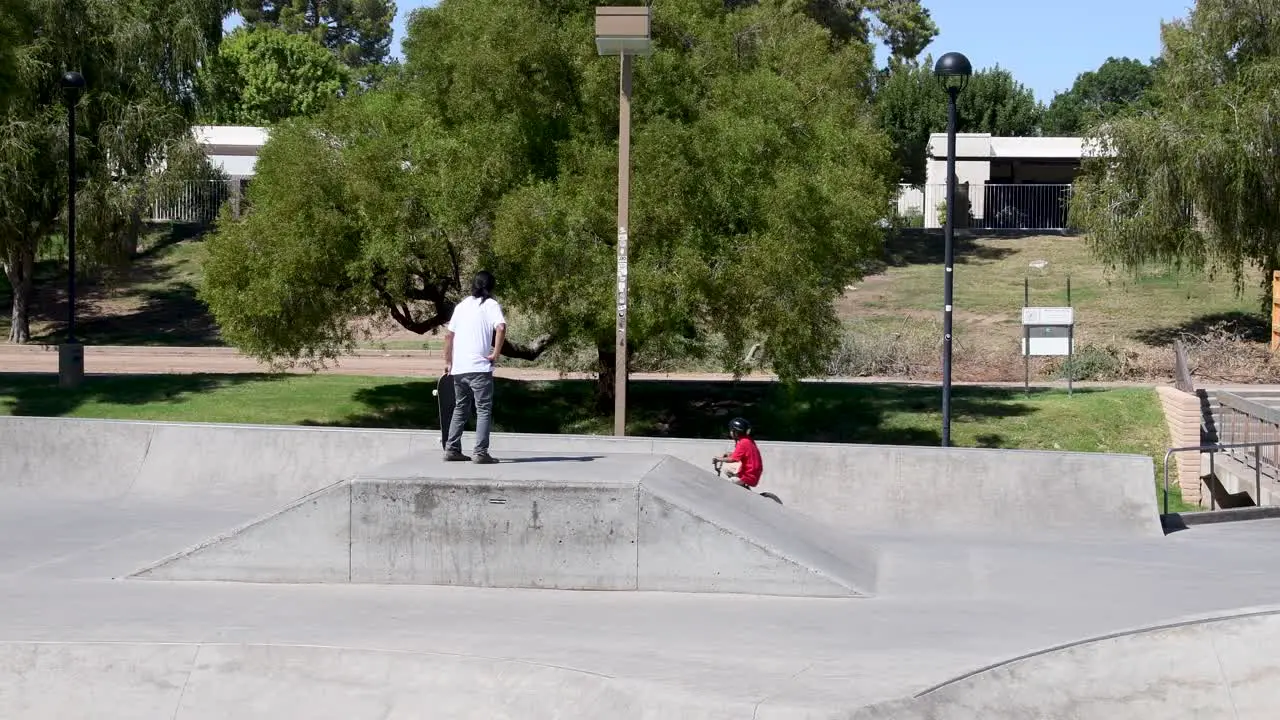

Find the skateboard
[[433, 373, 456, 450]]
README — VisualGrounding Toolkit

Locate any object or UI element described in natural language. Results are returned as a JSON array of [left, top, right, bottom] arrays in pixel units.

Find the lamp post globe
[[61, 71, 85, 92], [933, 52, 973, 89], [932, 51, 970, 448]]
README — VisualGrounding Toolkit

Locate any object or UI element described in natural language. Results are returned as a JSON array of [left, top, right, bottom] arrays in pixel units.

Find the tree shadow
[[0, 372, 276, 417], [4, 222, 223, 347], [873, 230, 1021, 272], [501, 456, 605, 463], [36, 283, 222, 346], [1132, 311, 1269, 347], [328, 378, 1041, 447]]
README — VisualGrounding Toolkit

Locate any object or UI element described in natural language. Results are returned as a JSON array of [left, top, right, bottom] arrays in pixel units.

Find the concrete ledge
[[1161, 506, 1280, 534]]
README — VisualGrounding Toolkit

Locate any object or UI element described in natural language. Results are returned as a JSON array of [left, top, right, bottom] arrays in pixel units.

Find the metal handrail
[[1217, 391, 1280, 425], [1163, 440, 1280, 515]]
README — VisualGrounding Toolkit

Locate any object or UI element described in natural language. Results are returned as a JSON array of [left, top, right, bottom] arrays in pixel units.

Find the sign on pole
[[1022, 277, 1075, 395]]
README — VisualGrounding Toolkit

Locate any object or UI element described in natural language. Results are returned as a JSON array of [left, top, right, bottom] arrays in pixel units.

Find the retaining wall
[[1157, 385, 1205, 505], [0, 416, 1161, 537]]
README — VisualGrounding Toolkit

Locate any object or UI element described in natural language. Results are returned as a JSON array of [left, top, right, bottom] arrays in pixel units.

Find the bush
[[826, 318, 940, 377], [1055, 343, 1122, 381]]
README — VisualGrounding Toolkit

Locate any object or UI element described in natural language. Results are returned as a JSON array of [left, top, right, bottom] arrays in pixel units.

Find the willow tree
[[1069, 0, 1280, 294], [202, 0, 897, 401], [0, 0, 228, 343], [0, 9, 26, 105]]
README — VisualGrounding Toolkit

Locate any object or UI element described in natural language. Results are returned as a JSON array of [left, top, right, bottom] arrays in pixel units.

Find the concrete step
[[1205, 453, 1280, 507]]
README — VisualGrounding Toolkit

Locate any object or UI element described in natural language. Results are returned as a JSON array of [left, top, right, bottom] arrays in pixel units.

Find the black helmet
[[729, 417, 751, 434]]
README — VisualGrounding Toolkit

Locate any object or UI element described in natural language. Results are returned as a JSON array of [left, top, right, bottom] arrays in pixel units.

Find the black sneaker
[[443, 450, 471, 462], [473, 452, 499, 465]]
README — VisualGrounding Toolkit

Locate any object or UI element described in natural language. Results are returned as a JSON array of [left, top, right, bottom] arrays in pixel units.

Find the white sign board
[[1021, 306, 1074, 326], [1022, 326, 1071, 356], [1022, 337, 1071, 356]]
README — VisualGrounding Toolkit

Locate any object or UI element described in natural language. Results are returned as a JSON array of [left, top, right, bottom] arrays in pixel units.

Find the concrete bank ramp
[[849, 607, 1280, 719], [132, 453, 873, 597], [0, 641, 791, 720], [0, 417, 1163, 539]]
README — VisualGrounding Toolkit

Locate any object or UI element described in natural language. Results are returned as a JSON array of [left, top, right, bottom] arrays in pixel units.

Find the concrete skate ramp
[[0, 417, 1161, 537], [0, 641, 786, 720], [0, 416, 428, 509], [132, 453, 872, 597], [849, 607, 1280, 719]]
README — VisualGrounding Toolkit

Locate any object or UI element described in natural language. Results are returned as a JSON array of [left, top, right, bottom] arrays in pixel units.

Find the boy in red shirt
[[714, 417, 763, 488]]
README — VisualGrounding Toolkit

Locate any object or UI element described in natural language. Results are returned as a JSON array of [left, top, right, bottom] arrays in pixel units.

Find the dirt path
[[0, 343, 1171, 389]]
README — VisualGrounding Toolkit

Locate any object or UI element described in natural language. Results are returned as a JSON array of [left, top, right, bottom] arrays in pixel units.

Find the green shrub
[[1055, 343, 1122, 381]]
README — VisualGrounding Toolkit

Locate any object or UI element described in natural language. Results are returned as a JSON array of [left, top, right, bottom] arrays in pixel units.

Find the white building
[[189, 125, 1101, 232], [898, 133, 1107, 231], [193, 125, 270, 179], [147, 126, 269, 223]]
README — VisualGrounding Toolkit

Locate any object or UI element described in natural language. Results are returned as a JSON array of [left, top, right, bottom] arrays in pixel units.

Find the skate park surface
[[4, 416, 1280, 718]]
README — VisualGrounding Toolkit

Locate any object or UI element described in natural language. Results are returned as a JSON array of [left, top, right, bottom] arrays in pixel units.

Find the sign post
[[1022, 277, 1075, 395]]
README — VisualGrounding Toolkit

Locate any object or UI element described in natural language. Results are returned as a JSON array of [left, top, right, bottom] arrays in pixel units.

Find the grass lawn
[[0, 372, 1196, 512], [845, 235, 1263, 349]]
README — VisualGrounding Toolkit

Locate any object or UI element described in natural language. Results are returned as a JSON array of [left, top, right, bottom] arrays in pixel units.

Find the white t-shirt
[[446, 296, 507, 375]]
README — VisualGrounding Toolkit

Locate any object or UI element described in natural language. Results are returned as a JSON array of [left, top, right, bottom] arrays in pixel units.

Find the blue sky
[[239, 0, 1195, 103]]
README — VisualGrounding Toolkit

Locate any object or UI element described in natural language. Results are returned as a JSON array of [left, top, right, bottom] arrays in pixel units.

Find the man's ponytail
[[471, 270, 496, 304]]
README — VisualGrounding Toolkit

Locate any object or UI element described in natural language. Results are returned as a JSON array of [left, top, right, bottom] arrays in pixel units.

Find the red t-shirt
[[729, 436, 763, 487]]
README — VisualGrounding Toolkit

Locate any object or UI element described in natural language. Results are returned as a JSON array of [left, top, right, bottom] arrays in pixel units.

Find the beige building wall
[[923, 134, 993, 229]]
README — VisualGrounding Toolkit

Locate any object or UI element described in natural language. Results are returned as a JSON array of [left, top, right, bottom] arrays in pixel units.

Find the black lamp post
[[933, 52, 971, 448], [59, 70, 85, 389]]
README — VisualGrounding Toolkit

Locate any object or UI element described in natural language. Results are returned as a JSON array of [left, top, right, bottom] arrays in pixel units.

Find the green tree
[[875, 60, 1042, 184], [0, 0, 227, 343], [1042, 56, 1155, 135], [201, 0, 897, 402], [1069, 0, 1280, 293], [234, 0, 396, 72], [197, 25, 350, 125], [0, 8, 26, 105], [865, 0, 939, 63], [958, 66, 1042, 136]]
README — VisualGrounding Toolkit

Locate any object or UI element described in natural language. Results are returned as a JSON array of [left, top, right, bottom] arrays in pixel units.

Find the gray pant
[[446, 372, 494, 454]]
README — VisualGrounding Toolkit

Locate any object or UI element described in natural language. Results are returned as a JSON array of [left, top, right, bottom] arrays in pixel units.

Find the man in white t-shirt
[[443, 270, 507, 464]]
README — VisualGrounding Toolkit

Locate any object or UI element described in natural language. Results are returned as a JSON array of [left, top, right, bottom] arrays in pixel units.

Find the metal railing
[[894, 183, 1076, 232], [1162, 440, 1280, 515], [148, 178, 248, 223], [1215, 392, 1280, 476]]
